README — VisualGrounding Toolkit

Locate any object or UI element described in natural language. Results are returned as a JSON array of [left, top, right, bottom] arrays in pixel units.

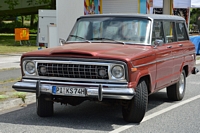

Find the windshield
[[67, 17, 151, 45]]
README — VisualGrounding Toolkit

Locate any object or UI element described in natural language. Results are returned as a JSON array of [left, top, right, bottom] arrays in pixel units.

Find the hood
[[22, 43, 154, 62]]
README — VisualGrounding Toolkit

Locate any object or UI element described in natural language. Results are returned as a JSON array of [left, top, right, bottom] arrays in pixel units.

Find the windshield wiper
[[91, 37, 126, 45], [68, 35, 91, 43]]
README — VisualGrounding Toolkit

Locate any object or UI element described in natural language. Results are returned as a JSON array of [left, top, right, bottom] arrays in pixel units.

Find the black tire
[[37, 94, 54, 117], [167, 70, 186, 101], [122, 80, 148, 123]]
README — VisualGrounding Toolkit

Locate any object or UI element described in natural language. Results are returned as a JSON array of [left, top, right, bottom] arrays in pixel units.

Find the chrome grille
[[37, 63, 109, 79]]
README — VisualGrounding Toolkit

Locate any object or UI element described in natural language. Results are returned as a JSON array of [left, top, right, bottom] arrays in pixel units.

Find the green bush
[[29, 29, 37, 34], [0, 21, 37, 34]]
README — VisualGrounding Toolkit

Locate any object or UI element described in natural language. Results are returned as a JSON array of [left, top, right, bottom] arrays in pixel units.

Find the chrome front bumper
[[12, 80, 135, 101]]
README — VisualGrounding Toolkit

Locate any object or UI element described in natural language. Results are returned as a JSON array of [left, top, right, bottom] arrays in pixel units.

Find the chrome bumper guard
[[12, 81, 135, 101]]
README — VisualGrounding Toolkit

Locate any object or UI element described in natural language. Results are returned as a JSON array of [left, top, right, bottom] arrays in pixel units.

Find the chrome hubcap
[[179, 73, 185, 94]]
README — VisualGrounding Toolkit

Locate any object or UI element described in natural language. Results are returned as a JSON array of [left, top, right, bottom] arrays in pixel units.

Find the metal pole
[[188, 8, 191, 32], [163, 0, 173, 15]]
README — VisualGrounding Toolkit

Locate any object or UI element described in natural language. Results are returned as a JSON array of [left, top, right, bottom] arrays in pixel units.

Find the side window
[[152, 21, 164, 44], [176, 22, 188, 41], [163, 21, 176, 43]]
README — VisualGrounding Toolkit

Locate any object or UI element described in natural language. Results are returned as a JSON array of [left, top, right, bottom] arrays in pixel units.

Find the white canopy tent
[[153, 0, 200, 8], [191, 0, 200, 8], [153, 0, 191, 8]]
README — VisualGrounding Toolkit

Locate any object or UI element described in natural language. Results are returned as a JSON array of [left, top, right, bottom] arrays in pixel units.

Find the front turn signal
[[131, 67, 137, 72]]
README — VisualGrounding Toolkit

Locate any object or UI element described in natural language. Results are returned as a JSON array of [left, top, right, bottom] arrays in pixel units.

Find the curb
[[196, 60, 200, 64], [0, 94, 36, 111]]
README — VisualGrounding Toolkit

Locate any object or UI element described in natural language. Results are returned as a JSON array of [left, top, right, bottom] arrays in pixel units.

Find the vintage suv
[[13, 14, 199, 123]]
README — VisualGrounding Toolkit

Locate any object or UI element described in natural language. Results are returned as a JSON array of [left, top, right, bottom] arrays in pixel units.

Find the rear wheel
[[122, 80, 148, 123], [37, 94, 54, 117], [167, 70, 186, 101]]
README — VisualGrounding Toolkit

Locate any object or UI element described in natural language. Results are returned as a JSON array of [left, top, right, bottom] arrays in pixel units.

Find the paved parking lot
[[0, 54, 22, 69]]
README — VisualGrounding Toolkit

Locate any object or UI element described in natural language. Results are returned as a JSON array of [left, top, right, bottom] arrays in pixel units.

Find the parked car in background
[[13, 13, 198, 123]]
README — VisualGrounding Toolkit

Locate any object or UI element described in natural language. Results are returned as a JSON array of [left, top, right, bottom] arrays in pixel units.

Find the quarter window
[[176, 22, 188, 41]]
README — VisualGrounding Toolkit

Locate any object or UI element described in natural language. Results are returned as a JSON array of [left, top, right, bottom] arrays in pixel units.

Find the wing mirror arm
[[59, 38, 66, 46], [153, 39, 164, 48]]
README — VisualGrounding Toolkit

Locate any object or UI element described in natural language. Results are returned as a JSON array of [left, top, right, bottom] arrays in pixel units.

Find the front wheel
[[122, 80, 148, 123], [37, 94, 54, 117], [167, 70, 186, 101]]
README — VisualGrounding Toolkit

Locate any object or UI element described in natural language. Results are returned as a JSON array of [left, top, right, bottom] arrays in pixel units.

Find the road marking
[[188, 82, 200, 85], [109, 95, 200, 133]]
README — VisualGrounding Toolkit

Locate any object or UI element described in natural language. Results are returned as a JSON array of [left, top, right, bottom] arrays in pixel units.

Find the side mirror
[[154, 39, 163, 47], [59, 38, 66, 46]]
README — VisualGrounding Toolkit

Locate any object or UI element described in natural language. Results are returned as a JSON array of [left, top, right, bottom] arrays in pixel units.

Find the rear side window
[[163, 21, 176, 43], [176, 22, 188, 41]]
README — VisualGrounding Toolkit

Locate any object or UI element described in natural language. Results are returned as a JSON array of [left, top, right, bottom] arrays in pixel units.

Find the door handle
[[179, 44, 183, 47], [167, 46, 172, 48]]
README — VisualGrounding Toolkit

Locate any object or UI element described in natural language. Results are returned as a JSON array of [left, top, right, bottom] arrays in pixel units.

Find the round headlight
[[98, 68, 107, 77], [111, 65, 124, 78], [25, 61, 35, 74], [39, 66, 47, 75]]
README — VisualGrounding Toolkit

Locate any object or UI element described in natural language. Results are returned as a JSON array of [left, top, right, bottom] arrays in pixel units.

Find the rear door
[[171, 21, 189, 81]]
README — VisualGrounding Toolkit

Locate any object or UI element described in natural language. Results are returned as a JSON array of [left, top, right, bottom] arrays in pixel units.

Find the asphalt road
[[0, 65, 200, 133]]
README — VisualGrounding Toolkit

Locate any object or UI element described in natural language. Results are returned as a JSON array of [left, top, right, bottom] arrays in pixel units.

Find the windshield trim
[[66, 40, 149, 45]]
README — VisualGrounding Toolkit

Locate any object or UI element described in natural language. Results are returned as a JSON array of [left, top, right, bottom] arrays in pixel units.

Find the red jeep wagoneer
[[13, 14, 199, 123]]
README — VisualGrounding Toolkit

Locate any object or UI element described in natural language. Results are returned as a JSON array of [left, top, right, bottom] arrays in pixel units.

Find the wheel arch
[[183, 65, 188, 77], [138, 75, 151, 94]]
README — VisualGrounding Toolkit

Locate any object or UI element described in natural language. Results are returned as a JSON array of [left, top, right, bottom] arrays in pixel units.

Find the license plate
[[56, 86, 85, 96]]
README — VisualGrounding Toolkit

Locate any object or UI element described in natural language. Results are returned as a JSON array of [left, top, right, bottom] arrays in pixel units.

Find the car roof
[[79, 13, 185, 21]]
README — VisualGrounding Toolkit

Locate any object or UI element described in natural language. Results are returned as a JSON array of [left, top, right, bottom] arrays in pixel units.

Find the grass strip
[[0, 77, 21, 84]]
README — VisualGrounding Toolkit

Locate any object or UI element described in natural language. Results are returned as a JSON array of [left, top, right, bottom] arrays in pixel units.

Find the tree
[[1, 0, 56, 26], [26, 0, 56, 9], [4, 0, 56, 10], [190, 8, 200, 24], [4, 0, 19, 10]]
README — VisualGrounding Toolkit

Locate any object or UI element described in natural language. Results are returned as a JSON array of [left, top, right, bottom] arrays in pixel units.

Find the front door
[[153, 21, 175, 90]]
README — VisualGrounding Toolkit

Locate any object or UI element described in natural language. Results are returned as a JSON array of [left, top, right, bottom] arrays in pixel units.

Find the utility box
[[38, 9, 56, 48], [48, 25, 58, 48]]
